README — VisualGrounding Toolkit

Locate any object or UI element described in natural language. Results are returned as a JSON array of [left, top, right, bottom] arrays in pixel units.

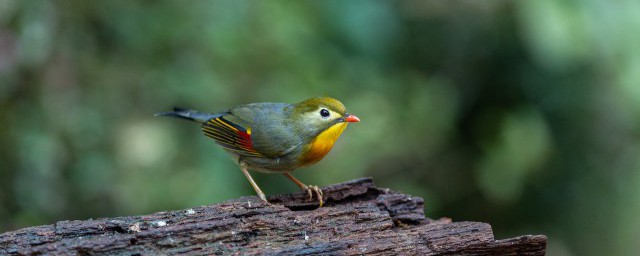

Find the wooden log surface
[[0, 177, 547, 255]]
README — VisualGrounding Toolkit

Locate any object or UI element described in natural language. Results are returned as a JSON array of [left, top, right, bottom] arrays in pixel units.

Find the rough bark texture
[[0, 177, 546, 255]]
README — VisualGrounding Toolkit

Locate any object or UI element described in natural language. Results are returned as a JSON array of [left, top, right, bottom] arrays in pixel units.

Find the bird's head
[[293, 97, 359, 135], [293, 97, 359, 165]]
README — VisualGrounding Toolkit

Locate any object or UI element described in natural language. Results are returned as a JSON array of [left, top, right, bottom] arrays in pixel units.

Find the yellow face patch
[[299, 122, 348, 166]]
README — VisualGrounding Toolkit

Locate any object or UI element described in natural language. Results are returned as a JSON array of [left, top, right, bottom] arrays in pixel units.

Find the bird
[[155, 97, 360, 206]]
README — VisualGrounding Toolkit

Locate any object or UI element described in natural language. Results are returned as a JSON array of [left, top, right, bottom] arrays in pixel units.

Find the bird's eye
[[320, 109, 330, 118]]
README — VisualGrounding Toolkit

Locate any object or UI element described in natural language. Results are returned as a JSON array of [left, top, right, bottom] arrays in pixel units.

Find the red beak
[[344, 114, 360, 123]]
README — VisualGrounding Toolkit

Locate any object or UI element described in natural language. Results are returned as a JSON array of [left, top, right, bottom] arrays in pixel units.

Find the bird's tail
[[154, 107, 219, 123]]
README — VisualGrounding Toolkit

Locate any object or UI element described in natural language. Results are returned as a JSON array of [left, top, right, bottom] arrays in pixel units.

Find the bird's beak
[[344, 114, 360, 123]]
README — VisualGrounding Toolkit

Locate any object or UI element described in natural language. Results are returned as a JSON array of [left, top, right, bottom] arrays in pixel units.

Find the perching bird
[[155, 97, 359, 206]]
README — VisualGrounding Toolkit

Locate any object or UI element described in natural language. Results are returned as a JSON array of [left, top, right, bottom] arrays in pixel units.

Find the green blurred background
[[1, 1, 639, 255]]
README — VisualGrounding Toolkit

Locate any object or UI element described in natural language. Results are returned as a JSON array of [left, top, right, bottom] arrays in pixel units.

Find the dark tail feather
[[154, 107, 219, 123]]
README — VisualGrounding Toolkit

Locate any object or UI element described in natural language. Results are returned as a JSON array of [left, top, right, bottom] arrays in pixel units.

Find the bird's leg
[[283, 173, 324, 207], [240, 164, 267, 203]]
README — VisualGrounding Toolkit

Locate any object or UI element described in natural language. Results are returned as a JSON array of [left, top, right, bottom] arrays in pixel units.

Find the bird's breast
[[299, 122, 348, 166]]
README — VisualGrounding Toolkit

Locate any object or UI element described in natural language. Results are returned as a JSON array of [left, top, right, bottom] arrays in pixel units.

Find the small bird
[[155, 97, 359, 206]]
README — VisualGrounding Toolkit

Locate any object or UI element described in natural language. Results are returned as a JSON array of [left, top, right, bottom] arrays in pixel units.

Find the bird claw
[[303, 185, 324, 207], [257, 192, 268, 203]]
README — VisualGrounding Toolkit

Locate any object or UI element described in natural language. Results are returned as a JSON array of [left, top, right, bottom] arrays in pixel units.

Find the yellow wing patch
[[201, 117, 263, 157]]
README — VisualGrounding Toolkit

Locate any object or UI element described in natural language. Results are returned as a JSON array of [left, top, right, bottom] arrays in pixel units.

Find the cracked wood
[[0, 177, 547, 255]]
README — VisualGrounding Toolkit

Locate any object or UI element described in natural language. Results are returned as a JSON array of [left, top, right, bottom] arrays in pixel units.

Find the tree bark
[[0, 177, 546, 255]]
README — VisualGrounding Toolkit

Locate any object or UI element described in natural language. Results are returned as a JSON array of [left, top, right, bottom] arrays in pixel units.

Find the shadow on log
[[0, 177, 546, 255]]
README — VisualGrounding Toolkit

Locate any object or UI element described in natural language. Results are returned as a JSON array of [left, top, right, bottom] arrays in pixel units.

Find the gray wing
[[225, 103, 302, 158]]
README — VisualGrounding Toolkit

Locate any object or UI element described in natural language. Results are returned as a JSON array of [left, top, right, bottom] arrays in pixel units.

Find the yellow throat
[[300, 122, 348, 166]]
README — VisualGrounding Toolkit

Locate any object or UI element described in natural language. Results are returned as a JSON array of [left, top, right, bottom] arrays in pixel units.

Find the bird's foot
[[257, 191, 268, 204], [303, 185, 324, 207]]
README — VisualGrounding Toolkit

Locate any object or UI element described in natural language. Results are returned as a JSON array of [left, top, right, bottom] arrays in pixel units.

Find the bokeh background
[[1, 1, 639, 255]]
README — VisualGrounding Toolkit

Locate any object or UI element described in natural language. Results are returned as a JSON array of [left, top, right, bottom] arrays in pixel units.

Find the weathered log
[[0, 177, 546, 255]]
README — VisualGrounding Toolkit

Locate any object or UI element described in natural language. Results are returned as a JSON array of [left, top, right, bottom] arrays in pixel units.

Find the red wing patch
[[201, 117, 263, 157]]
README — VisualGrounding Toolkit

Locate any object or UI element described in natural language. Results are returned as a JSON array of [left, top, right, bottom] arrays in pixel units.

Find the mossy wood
[[0, 178, 546, 255]]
